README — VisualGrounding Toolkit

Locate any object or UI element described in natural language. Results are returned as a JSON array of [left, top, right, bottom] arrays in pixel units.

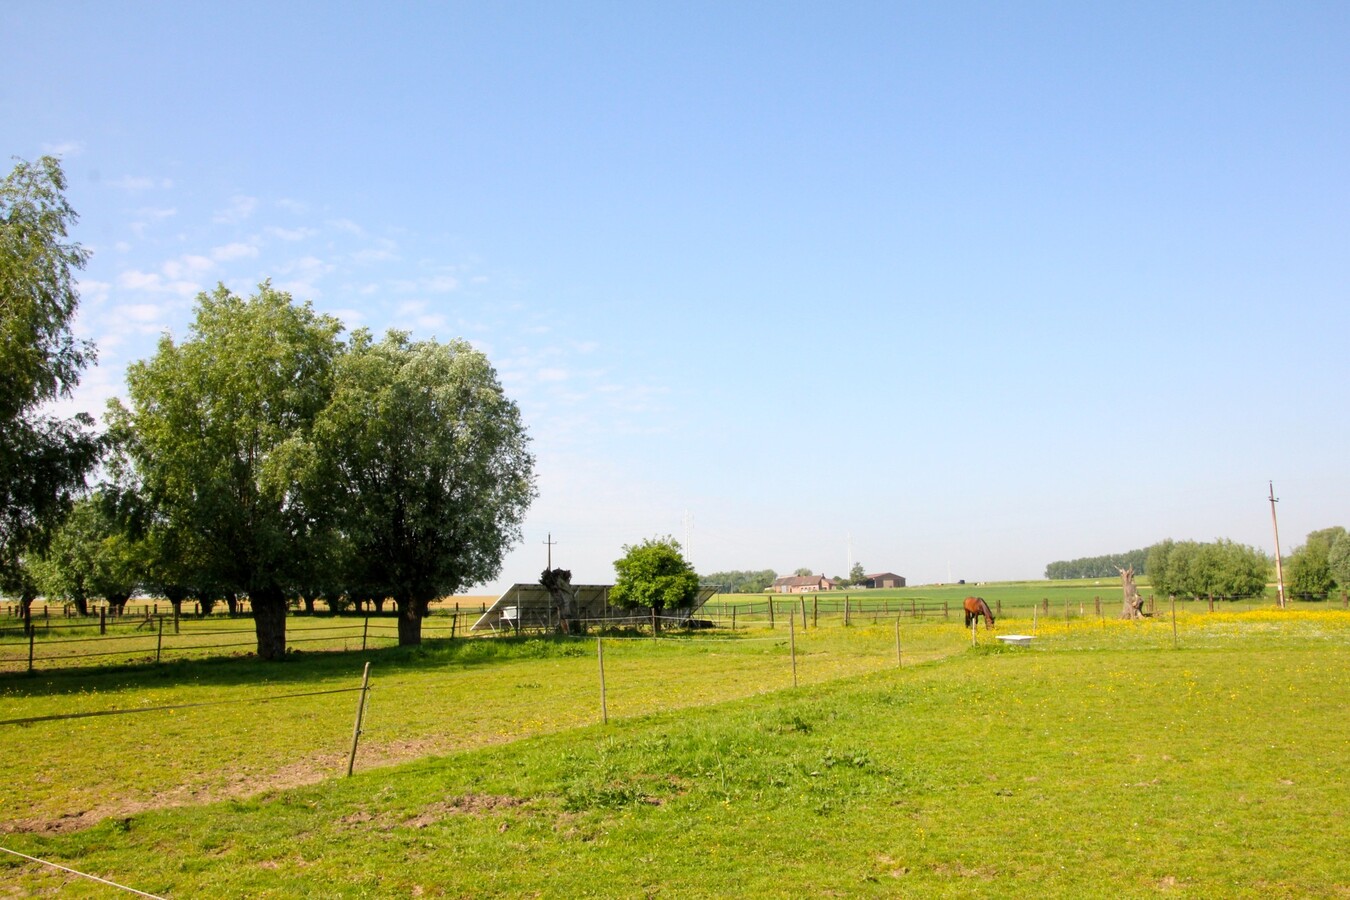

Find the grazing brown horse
[[963, 596, 995, 630]]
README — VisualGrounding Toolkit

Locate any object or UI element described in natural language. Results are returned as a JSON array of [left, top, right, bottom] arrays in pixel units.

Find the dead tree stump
[[1118, 566, 1145, 620]]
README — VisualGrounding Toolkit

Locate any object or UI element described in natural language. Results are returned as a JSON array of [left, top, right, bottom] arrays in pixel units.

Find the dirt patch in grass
[[5, 753, 349, 835]]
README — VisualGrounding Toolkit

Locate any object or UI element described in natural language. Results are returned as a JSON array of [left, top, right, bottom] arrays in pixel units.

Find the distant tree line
[[1145, 539, 1268, 600], [1049, 527, 1350, 602], [703, 569, 777, 594], [1044, 548, 1150, 580]]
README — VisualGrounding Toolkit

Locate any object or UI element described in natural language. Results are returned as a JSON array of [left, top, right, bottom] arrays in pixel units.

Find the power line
[[0, 845, 167, 899]]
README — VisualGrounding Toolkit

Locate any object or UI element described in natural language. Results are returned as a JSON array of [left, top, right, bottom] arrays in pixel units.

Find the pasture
[[1, 600, 1347, 897]]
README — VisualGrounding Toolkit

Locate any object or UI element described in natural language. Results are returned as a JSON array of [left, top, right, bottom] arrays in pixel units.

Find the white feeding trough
[[996, 634, 1034, 647]]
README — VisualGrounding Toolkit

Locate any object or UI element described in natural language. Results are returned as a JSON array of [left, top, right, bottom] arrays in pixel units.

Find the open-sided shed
[[471, 584, 718, 633]]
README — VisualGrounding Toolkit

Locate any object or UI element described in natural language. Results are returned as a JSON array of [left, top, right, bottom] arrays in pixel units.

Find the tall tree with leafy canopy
[[306, 330, 535, 645], [0, 156, 101, 594], [111, 283, 342, 659], [611, 537, 700, 628], [1286, 527, 1345, 599]]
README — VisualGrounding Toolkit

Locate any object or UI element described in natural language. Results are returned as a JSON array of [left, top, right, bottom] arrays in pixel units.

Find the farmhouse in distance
[[772, 572, 907, 593]]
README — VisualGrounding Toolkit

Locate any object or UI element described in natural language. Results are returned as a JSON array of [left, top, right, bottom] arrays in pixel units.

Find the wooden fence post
[[99, 606, 106, 635], [895, 617, 902, 667], [1171, 597, 1178, 650], [800, 597, 808, 630], [996, 598, 1002, 617], [844, 595, 850, 626], [361, 616, 369, 651], [813, 595, 818, 628], [346, 662, 373, 777], [155, 616, 164, 663], [768, 598, 775, 629], [597, 638, 608, 725], [789, 614, 798, 688], [28, 624, 36, 674]]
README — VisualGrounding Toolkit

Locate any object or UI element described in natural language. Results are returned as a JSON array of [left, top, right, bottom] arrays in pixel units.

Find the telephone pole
[[544, 533, 557, 570], [1268, 482, 1286, 609]]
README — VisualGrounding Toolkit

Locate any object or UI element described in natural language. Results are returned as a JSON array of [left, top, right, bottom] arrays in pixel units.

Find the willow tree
[[307, 330, 535, 645], [112, 283, 341, 659], [0, 156, 101, 597]]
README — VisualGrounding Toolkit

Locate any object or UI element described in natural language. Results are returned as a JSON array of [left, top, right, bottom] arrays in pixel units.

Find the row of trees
[[703, 569, 777, 593], [1052, 527, 1350, 602], [1044, 548, 1150, 580], [1145, 539, 1269, 600], [2, 157, 538, 659]]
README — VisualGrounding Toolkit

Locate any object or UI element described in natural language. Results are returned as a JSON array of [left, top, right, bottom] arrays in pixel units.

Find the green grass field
[[2, 603, 1347, 897]]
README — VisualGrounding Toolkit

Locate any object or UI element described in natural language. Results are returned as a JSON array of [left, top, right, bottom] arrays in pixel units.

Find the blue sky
[[6, 2, 1348, 591]]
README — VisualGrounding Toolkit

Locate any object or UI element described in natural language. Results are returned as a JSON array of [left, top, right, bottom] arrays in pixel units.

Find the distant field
[[2, 607, 1347, 897]]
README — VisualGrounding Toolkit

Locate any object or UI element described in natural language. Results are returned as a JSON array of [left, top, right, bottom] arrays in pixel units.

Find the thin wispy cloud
[[117, 269, 201, 298], [267, 225, 316, 241], [212, 194, 258, 224], [41, 140, 83, 157], [352, 238, 400, 264], [111, 175, 173, 191], [327, 218, 364, 235], [161, 254, 215, 281], [212, 242, 260, 261]]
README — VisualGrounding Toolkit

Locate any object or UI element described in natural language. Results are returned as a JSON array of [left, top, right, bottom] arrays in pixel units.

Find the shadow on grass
[[0, 631, 606, 699]]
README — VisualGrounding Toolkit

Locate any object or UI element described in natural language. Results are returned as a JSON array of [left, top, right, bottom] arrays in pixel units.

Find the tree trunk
[[396, 595, 428, 646], [1118, 566, 1144, 619], [373, 596, 386, 614], [71, 594, 89, 617], [225, 592, 239, 616], [251, 587, 288, 660], [301, 593, 317, 615]]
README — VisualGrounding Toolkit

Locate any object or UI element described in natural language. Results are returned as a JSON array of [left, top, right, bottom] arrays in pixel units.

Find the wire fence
[[0, 614, 462, 675], [0, 596, 951, 675]]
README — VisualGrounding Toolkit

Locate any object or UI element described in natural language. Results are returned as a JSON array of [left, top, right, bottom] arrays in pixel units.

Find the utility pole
[[1269, 482, 1286, 609], [544, 533, 557, 570]]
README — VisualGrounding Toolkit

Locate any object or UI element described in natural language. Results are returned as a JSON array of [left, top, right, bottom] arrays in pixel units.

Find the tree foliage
[[703, 569, 776, 593], [306, 330, 535, 644], [1045, 548, 1150, 580], [611, 537, 700, 612], [111, 283, 342, 659], [1286, 527, 1345, 599], [1145, 538, 1269, 600], [0, 156, 100, 589], [1328, 533, 1350, 592]]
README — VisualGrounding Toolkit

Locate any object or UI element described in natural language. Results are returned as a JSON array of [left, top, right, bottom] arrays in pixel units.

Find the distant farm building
[[862, 572, 906, 589], [772, 574, 835, 593]]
